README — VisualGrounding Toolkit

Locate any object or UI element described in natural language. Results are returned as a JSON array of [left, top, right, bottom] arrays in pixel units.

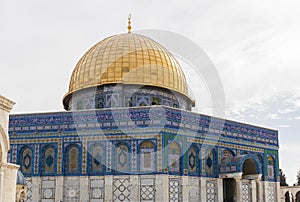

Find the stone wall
[[0, 95, 19, 202], [24, 175, 279, 202]]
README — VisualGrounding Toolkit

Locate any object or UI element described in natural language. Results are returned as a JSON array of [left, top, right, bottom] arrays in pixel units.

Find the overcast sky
[[1, 0, 300, 185]]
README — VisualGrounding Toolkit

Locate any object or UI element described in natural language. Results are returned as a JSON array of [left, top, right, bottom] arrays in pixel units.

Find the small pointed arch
[[114, 142, 130, 173], [242, 158, 258, 176], [168, 141, 181, 174], [88, 143, 105, 174], [41, 145, 56, 174], [65, 144, 81, 174], [139, 140, 156, 172], [188, 144, 200, 175], [19, 146, 34, 175]]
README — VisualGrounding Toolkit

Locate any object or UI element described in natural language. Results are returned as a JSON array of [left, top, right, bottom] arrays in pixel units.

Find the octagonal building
[[8, 27, 280, 201]]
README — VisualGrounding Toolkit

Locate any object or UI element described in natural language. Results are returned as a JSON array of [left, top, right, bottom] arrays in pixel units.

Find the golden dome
[[64, 33, 189, 103]]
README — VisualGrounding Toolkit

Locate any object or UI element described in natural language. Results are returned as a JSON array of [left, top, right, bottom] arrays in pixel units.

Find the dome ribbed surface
[[64, 33, 188, 99]]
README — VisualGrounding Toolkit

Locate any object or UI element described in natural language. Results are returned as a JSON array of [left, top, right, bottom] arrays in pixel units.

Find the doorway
[[223, 178, 235, 202]]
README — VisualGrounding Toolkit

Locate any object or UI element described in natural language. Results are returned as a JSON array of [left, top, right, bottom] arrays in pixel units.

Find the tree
[[280, 169, 288, 186], [296, 169, 300, 186]]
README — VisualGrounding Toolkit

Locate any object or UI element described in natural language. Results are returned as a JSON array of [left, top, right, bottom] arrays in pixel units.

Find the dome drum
[[65, 84, 193, 111], [63, 33, 193, 111]]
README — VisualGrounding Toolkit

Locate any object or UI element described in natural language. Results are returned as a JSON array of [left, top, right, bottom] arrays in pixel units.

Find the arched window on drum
[[139, 141, 156, 172]]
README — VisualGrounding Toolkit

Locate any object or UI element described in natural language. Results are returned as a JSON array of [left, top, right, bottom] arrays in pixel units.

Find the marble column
[[181, 176, 190, 202], [79, 176, 89, 201], [217, 178, 223, 202], [55, 176, 64, 202], [234, 176, 242, 202], [250, 180, 257, 202], [155, 174, 169, 201], [104, 175, 113, 202], [200, 178, 207, 202], [130, 175, 139, 201]]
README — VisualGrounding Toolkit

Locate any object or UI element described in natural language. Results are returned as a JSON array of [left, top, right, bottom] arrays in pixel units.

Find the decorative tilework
[[106, 141, 112, 172], [242, 183, 250, 202], [188, 145, 199, 174], [267, 183, 275, 202], [8, 106, 278, 181], [63, 178, 80, 201], [114, 142, 130, 173], [132, 141, 137, 172], [140, 178, 155, 201], [89, 179, 104, 202], [57, 138, 62, 174], [168, 142, 181, 174], [20, 147, 33, 175], [206, 181, 216, 202], [139, 141, 155, 172], [41, 178, 55, 201], [9, 106, 278, 146], [12, 145, 17, 164], [113, 178, 131, 202], [65, 145, 81, 174], [169, 177, 182, 202], [205, 149, 216, 177], [42, 146, 55, 173], [188, 177, 200, 202], [34, 144, 39, 174], [82, 140, 87, 174], [157, 135, 162, 171], [25, 178, 32, 202]]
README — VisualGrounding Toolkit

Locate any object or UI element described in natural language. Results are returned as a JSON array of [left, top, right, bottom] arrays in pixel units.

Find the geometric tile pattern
[[41, 178, 55, 201], [140, 178, 155, 201], [206, 181, 216, 202], [169, 177, 182, 202], [106, 142, 112, 172], [113, 178, 131, 202], [34, 144, 39, 174], [188, 177, 200, 202], [63, 178, 80, 202], [242, 183, 250, 202], [132, 141, 137, 172], [25, 179, 32, 202], [267, 183, 275, 202], [89, 179, 105, 202]]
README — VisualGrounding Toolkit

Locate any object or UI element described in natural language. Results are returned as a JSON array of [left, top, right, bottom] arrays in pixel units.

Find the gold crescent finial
[[127, 14, 132, 33]]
